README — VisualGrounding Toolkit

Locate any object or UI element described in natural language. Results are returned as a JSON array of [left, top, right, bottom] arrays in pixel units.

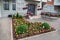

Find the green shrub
[[12, 14, 16, 18], [16, 13, 19, 18], [41, 22, 50, 29], [16, 13, 23, 18], [12, 13, 23, 19], [16, 24, 28, 34], [19, 15, 23, 18]]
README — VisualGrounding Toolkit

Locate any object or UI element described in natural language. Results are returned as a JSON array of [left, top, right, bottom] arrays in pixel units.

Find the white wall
[[1, 1, 17, 17], [1, 0, 42, 17], [16, 0, 28, 16], [16, 0, 42, 16], [36, 2, 42, 15]]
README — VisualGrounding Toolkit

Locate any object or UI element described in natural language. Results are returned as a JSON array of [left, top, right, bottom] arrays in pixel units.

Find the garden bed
[[12, 13, 55, 39], [12, 18, 55, 39]]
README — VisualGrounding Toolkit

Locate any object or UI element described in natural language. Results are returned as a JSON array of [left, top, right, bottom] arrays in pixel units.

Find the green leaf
[[16, 24, 28, 34], [41, 22, 50, 29]]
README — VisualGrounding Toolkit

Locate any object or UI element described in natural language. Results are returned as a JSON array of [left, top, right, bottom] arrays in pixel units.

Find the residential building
[[46, 0, 60, 13], [42, 0, 55, 12], [54, 0, 60, 12], [46, 0, 54, 5], [0, 0, 47, 17], [54, 0, 60, 5]]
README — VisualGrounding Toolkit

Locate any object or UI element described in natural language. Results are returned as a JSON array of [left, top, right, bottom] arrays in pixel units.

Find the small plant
[[16, 13, 19, 18], [12, 13, 23, 19], [41, 22, 50, 30], [12, 18, 55, 39], [16, 13, 23, 18], [12, 14, 16, 18], [16, 24, 28, 34]]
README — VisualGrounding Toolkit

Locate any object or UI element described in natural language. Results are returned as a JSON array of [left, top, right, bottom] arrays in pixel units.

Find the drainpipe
[[0, 0, 1, 17], [41, 0, 42, 8], [40, 0, 42, 13]]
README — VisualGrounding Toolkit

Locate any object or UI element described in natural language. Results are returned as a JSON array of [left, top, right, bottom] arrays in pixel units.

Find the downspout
[[40, 0, 42, 13], [41, 0, 42, 8], [0, 0, 2, 17]]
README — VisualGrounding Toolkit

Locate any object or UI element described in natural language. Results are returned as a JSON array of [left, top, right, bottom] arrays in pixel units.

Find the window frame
[[3, 0, 9, 10], [12, 0, 16, 10]]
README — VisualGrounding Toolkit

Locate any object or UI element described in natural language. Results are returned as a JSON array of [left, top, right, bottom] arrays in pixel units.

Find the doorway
[[27, 4, 36, 15]]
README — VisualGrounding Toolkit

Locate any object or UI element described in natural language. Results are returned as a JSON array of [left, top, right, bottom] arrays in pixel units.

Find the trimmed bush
[[12, 13, 23, 19], [12, 14, 16, 18], [16, 24, 28, 34], [16, 13, 23, 18], [41, 22, 50, 29]]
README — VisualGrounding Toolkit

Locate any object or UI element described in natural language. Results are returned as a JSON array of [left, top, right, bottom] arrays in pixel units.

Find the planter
[[12, 18, 55, 40], [23, 7, 28, 10], [41, 12, 59, 17]]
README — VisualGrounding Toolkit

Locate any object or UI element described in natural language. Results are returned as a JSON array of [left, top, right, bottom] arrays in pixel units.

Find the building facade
[[0, 0, 44, 17], [54, 0, 60, 12], [46, 0, 60, 13], [43, 0, 55, 12], [46, 0, 54, 5]]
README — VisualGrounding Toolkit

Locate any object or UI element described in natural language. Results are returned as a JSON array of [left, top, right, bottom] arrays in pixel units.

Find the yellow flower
[[16, 34, 18, 37], [40, 30, 41, 32], [16, 33, 18, 35], [15, 29, 16, 32]]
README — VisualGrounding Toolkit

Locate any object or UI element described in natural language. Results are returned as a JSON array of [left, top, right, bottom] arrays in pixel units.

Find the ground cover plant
[[12, 13, 55, 39]]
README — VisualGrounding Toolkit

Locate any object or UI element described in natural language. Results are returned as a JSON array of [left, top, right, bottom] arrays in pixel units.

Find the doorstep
[[29, 15, 41, 19]]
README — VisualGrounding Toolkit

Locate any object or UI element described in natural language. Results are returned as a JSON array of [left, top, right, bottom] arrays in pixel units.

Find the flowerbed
[[41, 12, 58, 17], [12, 13, 55, 39]]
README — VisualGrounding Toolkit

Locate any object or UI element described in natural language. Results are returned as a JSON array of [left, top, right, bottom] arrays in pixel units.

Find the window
[[55, 6, 60, 12], [12, 0, 16, 10], [48, 0, 52, 2], [12, 3, 16, 10], [4, 3, 9, 10], [3, 0, 16, 10], [3, 0, 9, 10]]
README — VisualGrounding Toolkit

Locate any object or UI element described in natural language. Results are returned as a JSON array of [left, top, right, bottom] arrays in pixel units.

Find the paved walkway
[[20, 18, 60, 40], [0, 18, 12, 40], [0, 18, 60, 40]]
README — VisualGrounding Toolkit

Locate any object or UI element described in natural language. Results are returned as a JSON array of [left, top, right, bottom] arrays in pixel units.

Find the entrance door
[[27, 4, 35, 15]]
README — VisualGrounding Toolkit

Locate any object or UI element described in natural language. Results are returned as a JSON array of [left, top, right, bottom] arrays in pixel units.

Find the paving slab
[[0, 18, 60, 40], [0, 18, 12, 40]]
